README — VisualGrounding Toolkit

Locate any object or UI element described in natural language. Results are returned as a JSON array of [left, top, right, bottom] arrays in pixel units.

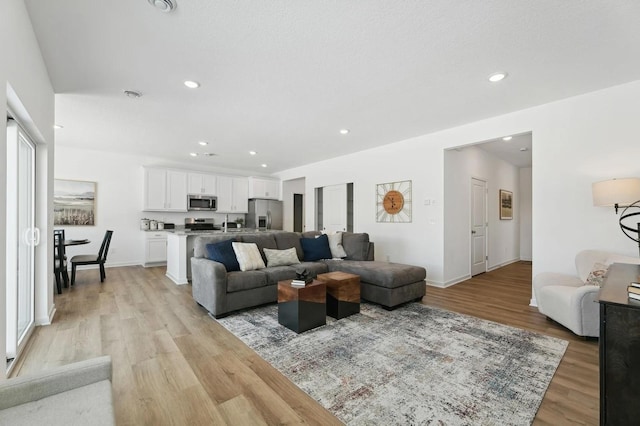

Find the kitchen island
[[165, 228, 257, 285]]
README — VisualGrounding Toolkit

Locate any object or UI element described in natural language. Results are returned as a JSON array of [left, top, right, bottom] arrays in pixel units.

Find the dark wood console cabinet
[[598, 263, 640, 425]]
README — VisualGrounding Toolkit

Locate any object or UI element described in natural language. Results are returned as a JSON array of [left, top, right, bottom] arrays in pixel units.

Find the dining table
[[63, 239, 91, 247]]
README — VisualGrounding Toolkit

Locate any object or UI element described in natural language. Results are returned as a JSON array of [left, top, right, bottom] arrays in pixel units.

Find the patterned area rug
[[217, 303, 567, 425]]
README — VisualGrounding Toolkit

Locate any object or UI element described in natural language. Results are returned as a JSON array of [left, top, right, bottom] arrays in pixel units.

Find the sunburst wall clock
[[376, 180, 412, 223]]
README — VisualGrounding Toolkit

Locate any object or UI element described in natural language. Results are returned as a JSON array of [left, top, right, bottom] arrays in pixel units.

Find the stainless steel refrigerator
[[246, 199, 283, 230]]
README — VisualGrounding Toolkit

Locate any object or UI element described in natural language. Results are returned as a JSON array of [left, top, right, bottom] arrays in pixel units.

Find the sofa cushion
[[301, 234, 333, 261], [264, 247, 300, 267], [205, 239, 240, 272], [326, 260, 425, 289], [239, 234, 278, 263], [274, 232, 304, 260], [342, 233, 370, 260], [262, 266, 298, 284], [227, 270, 268, 292], [326, 232, 347, 258], [232, 242, 266, 271], [298, 261, 330, 277]]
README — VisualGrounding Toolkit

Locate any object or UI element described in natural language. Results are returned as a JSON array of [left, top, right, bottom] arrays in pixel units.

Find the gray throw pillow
[[263, 247, 300, 267]]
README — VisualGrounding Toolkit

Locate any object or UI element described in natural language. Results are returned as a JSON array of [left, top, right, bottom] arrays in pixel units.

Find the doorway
[[293, 194, 303, 232], [471, 178, 487, 276], [6, 119, 38, 368]]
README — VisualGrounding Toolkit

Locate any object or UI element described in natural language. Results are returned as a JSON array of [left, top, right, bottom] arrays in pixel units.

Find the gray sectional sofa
[[191, 231, 426, 318]]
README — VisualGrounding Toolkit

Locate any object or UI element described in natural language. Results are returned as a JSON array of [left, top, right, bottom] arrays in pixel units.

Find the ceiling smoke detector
[[148, 0, 177, 13]]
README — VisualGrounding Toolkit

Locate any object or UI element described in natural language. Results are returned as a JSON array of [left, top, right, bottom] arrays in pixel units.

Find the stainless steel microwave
[[187, 194, 217, 211]]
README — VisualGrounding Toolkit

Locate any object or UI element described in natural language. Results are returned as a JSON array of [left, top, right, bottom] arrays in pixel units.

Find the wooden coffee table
[[317, 271, 360, 319], [277, 280, 326, 333]]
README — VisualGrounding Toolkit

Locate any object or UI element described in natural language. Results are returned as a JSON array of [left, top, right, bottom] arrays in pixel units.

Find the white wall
[[1, 0, 55, 378], [443, 146, 522, 285], [55, 146, 249, 266], [282, 178, 305, 232], [519, 167, 532, 261], [276, 80, 640, 285]]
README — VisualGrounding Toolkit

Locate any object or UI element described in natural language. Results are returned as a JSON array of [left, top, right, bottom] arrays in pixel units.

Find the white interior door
[[6, 120, 37, 363], [471, 178, 487, 276], [322, 184, 347, 233]]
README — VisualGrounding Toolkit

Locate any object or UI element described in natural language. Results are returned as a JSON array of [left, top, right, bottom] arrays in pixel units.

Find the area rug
[[216, 303, 568, 425]]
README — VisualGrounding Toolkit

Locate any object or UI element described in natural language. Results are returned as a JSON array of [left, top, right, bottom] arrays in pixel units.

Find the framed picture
[[376, 180, 412, 223], [54, 179, 96, 226], [499, 189, 513, 220]]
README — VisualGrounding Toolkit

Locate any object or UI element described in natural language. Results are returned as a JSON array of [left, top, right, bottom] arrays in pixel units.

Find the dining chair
[[53, 232, 69, 294], [70, 230, 113, 286]]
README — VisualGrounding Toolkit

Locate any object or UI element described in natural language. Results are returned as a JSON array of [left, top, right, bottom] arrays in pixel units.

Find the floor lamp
[[593, 178, 640, 256]]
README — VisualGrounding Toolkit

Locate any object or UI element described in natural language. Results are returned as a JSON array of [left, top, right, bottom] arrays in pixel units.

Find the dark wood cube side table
[[317, 271, 360, 319], [277, 280, 326, 333]]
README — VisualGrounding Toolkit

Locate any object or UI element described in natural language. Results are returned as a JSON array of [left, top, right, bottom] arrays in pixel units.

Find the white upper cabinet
[[248, 177, 280, 200], [144, 167, 188, 211], [188, 172, 217, 195], [217, 176, 249, 213]]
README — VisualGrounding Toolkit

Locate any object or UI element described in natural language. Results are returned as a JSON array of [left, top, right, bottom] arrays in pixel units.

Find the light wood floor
[[15, 261, 598, 425]]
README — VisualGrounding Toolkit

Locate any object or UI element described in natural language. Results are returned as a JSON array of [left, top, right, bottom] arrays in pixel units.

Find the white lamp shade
[[592, 178, 640, 207]]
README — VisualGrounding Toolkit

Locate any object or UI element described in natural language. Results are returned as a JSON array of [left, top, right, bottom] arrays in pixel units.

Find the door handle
[[33, 228, 41, 246], [471, 230, 476, 234]]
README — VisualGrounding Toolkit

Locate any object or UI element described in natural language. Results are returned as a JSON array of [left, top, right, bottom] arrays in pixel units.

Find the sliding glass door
[[6, 119, 38, 364]]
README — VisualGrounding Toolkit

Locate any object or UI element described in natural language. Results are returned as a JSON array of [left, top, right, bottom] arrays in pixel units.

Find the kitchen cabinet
[[216, 176, 249, 213], [144, 231, 167, 266], [144, 167, 187, 211], [248, 177, 280, 199], [188, 172, 216, 195]]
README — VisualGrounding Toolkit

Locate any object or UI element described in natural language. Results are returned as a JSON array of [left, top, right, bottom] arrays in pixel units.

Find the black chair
[[53, 231, 68, 294], [70, 230, 113, 286]]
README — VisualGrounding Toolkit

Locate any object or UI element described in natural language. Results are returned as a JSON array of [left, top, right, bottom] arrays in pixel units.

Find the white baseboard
[[529, 298, 537, 307], [520, 256, 532, 261], [36, 304, 56, 326], [166, 272, 188, 285], [488, 258, 519, 272]]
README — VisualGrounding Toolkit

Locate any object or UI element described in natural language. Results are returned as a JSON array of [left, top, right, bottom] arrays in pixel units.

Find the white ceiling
[[25, 0, 640, 173], [476, 133, 532, 168]]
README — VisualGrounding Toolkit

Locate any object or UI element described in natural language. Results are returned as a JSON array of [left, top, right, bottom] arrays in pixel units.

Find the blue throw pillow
[[301, 234, 333, 261], [205, 239, 240, 272]]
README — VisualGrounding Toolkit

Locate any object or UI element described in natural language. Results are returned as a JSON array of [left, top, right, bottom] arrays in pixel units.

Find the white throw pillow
[[263, 247, 300, 267], [326, 232, 347, 258], [232, 242, 266, 271]]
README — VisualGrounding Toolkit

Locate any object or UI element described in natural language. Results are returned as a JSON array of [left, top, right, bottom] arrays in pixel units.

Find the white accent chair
[[533, 250, 640, 337]]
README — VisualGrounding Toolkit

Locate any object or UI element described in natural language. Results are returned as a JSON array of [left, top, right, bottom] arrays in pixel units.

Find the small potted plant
[[235, 218, 244, 228]]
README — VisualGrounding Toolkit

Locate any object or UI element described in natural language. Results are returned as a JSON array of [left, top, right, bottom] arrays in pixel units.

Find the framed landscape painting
[[499, 189, 513, 220], [54, 179, 96, 225]]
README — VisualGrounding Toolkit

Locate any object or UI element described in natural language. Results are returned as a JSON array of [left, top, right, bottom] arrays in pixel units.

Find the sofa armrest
[[191, 257, 229, 317], [0, 356, 112, 410], [367, 242, 375, 261]]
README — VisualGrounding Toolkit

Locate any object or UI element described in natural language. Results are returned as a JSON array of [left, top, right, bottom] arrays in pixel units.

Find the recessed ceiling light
[[261, 164, 267, 168], [123, 90, 142, 98], [520, 147, 528, 152], [340, 129, 350, 135], [189, 152, 198, 157], [198, 141, 208, 146], [249, 151, 257, 155], [184, 80, 200, 89], [147, 0, 177, 13], [502, 136, 513, 141], [53, 124, 63, 129], [488, 72, 508, 83]]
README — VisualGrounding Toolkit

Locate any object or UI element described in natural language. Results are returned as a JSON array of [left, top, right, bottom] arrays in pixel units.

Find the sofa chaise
[[191, 231, 426, 318]]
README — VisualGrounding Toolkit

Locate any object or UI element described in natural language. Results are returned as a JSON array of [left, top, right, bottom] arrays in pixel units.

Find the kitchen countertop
[[165, 228, 259, 235]]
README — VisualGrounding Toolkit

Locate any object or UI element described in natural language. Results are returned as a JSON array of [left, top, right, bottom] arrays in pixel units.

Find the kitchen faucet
[[223, 214, 228, 232]]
